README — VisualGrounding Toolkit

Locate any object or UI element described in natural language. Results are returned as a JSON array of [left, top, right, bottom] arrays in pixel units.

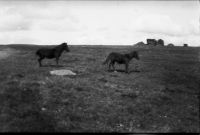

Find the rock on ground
[[50, 69, 76, 76]]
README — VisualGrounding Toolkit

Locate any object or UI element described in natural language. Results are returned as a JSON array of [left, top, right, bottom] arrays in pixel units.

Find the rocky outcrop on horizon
[[134, 38, 165, 47], [133, 39, 189, 47], [167, 43, 174, 47], [146, 39, 165, 46], [157, 39, 164, 46], [133, 41, 146, 47], [146, 39, 157, 46]]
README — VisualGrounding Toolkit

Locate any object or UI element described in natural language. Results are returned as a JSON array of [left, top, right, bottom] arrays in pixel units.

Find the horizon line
[[0, 43, 199, 47]]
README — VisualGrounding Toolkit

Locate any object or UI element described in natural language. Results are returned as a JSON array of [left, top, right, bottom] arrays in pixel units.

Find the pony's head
[[130, 51, 139, 60], [61, 42, 70, 52]]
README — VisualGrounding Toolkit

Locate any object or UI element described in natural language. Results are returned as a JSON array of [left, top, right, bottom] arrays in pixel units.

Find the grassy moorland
[[0, 44, 199, 132]]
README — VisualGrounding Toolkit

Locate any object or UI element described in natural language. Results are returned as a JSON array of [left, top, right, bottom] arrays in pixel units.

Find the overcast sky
[[0, 0, 199, 46]]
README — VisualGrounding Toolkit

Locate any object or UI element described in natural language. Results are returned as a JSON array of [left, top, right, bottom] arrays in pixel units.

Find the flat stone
[[50, 69, 76, 76]]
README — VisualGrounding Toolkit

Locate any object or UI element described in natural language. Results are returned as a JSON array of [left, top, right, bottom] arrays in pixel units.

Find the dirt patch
[[0, 48, 18, 59]]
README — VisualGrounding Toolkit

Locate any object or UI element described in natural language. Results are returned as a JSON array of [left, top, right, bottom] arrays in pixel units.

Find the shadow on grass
[[107, 69, 140, 73], [40, 64, 64, 68]]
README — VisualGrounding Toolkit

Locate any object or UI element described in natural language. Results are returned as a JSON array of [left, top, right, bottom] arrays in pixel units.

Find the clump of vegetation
[[0, 80, 56, 132]]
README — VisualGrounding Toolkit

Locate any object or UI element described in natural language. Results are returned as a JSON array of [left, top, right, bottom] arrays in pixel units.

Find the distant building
[[183, 44, 188, 47]]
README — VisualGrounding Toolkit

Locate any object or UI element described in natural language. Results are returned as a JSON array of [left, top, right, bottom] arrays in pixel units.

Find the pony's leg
[[111, 62, 115, 71], [56, 57, 59, 66], [125, 63, 129, 73], [108, 62, 112, 71], [38, 57, 44, 67]]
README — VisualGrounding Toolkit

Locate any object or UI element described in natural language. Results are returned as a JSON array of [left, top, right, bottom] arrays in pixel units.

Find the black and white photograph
[[0, 0, 199, 133]]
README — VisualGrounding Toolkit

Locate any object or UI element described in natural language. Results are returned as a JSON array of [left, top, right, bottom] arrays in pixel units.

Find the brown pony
[[36, 42, 70, 67], [103, 51, 139, 73]]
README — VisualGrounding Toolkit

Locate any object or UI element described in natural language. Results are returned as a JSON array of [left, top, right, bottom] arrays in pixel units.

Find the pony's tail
[[35, 50, 39, 56], [102, 57, 109, 65]]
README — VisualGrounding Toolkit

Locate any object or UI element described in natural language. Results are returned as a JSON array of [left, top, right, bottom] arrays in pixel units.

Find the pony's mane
[[130, 51, 138, 55], [60, 42, 67, 46], [126, 51, 138, 58], [54, 43, 67, 49]]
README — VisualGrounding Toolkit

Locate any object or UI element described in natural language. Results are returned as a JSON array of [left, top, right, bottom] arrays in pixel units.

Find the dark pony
[[103, 51, 139, 73], [36, 42, 70, 67]]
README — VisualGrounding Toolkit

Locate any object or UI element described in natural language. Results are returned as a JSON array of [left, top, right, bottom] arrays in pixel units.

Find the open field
[[0, 44, 199, 132]]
